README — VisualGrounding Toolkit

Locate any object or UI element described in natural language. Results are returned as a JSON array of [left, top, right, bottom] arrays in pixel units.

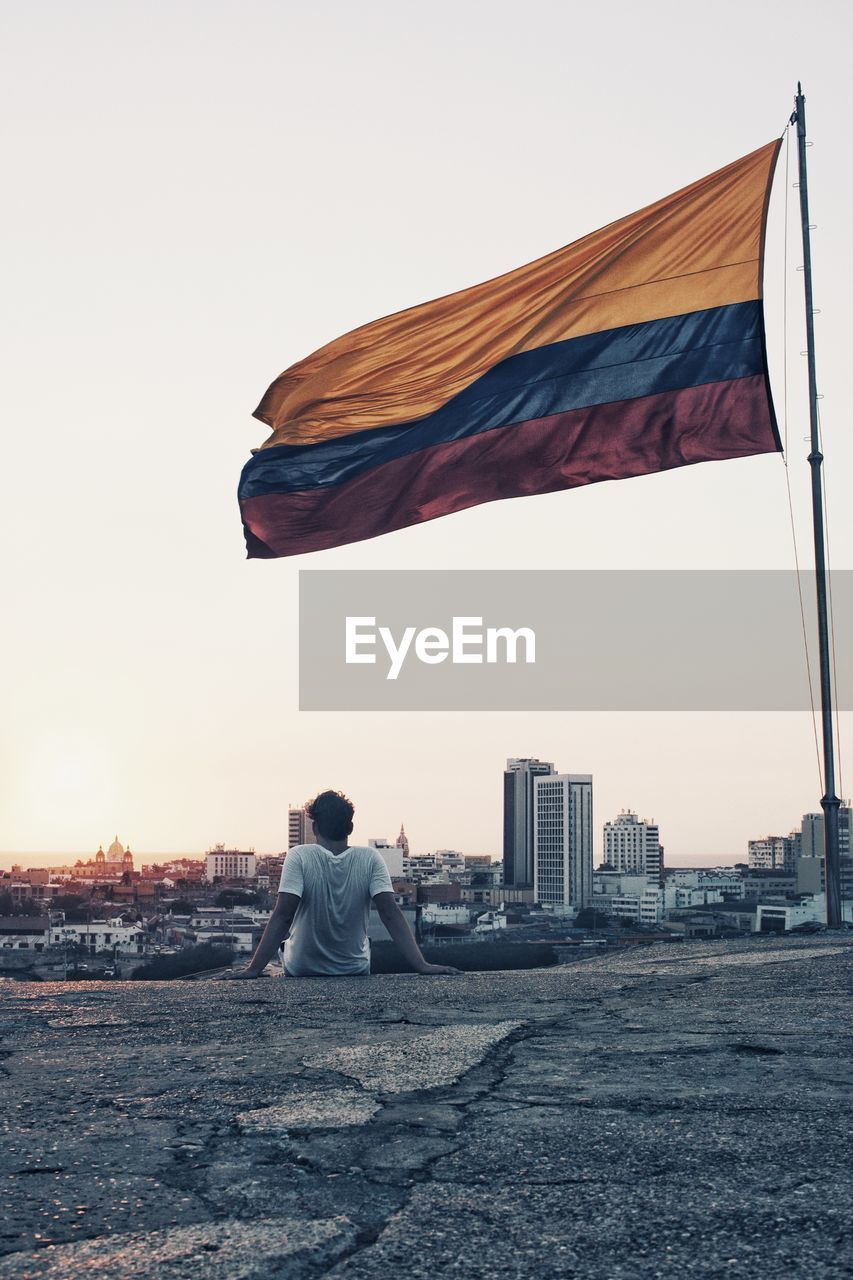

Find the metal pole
[[792, 83, 842, 928]]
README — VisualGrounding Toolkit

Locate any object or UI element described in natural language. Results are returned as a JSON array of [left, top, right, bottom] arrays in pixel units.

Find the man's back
[[279, 843, 393, 976]]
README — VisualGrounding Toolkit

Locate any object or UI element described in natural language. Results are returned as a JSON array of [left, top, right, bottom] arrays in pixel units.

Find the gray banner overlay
[[298, 571, 852, 711]]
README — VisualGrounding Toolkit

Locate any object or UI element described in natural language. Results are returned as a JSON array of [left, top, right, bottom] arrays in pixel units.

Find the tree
[[0, 891, 13, 915], [169, 898, 196, 916], [215, 889, 260, 909], [51, 895, 89, 922], [574, 907, 611, 930]]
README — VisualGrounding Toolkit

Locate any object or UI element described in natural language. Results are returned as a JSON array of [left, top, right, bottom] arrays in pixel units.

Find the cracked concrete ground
[[1, 936, 851, 1279]]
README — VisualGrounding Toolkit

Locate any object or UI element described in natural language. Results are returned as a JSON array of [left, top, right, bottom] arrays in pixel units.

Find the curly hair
[[306, 790, 355, 841]]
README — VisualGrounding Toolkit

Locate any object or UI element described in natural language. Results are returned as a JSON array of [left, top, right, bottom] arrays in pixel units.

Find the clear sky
[[1, 0, 850, 867]]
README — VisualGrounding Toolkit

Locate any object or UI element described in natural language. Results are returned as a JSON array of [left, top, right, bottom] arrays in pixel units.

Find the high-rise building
[[503, 758, 555, 887], [289, 805, 311, 848], [801, 814, 822, 859], [800, 806, 852, 859], [603, 810, 663, 884], [533, 774, 593, 910]]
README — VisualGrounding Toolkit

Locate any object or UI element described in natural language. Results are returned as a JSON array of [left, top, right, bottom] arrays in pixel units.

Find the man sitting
[[222, 790, 459, 979]]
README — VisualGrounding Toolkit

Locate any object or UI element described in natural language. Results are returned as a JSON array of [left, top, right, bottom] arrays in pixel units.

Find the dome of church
[[107, 836, 125, 859]]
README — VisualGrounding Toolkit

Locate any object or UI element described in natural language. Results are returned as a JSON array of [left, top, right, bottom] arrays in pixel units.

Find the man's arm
[[218, 892, 300, 979], [373, 893, 460, 975]]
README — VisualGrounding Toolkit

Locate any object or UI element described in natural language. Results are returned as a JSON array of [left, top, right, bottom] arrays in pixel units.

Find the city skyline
[[3, 790, 845, 872], [2, 4, 850, 878]]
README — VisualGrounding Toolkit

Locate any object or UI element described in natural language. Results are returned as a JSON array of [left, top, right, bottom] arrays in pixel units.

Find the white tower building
[[533, 774, 593, 911]]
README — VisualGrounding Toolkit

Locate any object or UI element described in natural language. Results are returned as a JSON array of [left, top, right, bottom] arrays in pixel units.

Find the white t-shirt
[[278, 844, 394, 976]]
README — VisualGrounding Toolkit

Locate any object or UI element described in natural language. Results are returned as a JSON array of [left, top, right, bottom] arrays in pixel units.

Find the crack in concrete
[[212, 1024, 541, 1278], [131, 1020, 541, 1280], [304, 1021, 543, 1278]]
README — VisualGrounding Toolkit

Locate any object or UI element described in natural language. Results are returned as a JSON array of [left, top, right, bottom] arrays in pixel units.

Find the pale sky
[[1, 0, 850, 868]]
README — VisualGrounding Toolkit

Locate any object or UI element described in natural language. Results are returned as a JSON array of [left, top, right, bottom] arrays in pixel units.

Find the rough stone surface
[[0, 1217, 354, 1279], [1, 937, 851, 1279]]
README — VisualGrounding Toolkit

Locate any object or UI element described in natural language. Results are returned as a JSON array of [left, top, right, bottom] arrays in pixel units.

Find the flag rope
[[817, 398, 845, 805], [778, 118, 823, 789]]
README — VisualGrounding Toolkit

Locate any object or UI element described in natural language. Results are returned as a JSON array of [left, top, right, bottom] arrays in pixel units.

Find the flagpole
[[792, 82, 842, 928]]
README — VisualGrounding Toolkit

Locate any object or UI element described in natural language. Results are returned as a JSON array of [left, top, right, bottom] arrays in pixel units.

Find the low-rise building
[[460, 883, 504, 906], [0, 916, 52, 951], [255, 855, 286, 890], [756, 895, 828, 932], [189, 907, 268, 928], [368, 839, 405, 878], [664, 884, 724, 911], [192, 922, 263, 954], [434, 850, 466, 875], [594, 871, 649, 900], [421, 903, 470, 927], [403, 854, 439, 878], [665, 901, 759, 933], [664, 869, 746, 900], [0, 881, 66, 907], [608, 887, 666, 925], [417, 882, 461, 905], [49, 918, 148, 955], [205, 847, 257, 883], [474, 911, 508, 933], [738, 869, 799, 901]]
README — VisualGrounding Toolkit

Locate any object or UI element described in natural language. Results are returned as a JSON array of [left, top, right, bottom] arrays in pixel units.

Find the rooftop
[[1, 936, 851, 1279]]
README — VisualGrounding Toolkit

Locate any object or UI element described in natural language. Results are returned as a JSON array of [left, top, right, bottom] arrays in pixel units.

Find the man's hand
[[416, 962, 462, 975], [213, 893, 298, 981]]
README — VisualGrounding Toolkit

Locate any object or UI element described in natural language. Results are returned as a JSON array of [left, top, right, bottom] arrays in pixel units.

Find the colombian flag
[[239, 140, 781, 558]]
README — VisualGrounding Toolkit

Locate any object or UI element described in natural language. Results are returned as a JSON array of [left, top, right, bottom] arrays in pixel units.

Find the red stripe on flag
[[241, 376, 777, 559]]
